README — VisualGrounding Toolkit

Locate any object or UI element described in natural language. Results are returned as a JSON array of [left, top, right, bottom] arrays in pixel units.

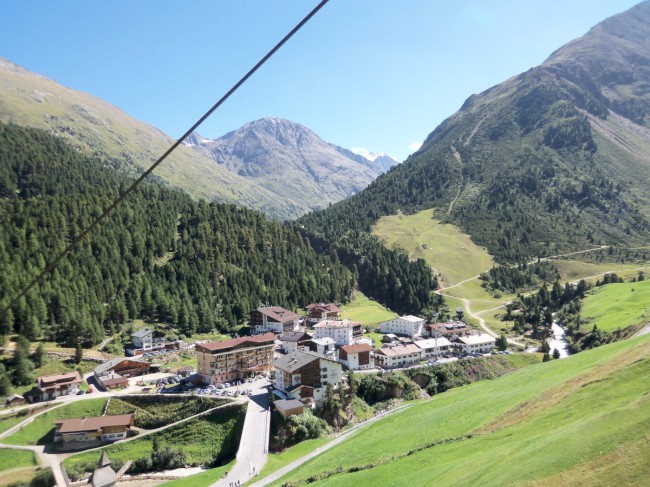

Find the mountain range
[[183, 117, 397, 213], [301, 1, 650, 263], [0, 59, 395, 219]]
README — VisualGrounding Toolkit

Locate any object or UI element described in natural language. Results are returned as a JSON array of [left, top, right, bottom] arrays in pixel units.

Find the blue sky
[[0, 0, 640, 161]]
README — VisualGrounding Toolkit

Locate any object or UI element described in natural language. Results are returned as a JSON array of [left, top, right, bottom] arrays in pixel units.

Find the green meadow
[[372, 210, 494, 286], [340, 292, 397, 327], [269, 335, 650, 486], [582, 279, 650, 332], [3, 399, 107, 446]]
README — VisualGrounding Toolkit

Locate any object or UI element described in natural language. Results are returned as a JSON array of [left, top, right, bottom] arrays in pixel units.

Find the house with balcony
[[312, 320, 363, 346], [250, 306, 301, 334], [196, 333, 276, 385], [374, 344, 423, 369], [54, 414, 134, 450], [273, 350, 342, 404], [305, 303, 341, 324], [338, 343, 374, 370]]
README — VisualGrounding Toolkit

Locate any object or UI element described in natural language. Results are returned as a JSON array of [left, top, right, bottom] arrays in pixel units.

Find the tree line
[[0, 123, 353, 350]]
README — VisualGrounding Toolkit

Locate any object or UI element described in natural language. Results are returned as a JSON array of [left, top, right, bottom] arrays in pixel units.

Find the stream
[[548, 322, 570, 358]]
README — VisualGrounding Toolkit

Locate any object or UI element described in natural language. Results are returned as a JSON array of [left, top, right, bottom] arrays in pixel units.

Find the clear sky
[[0, 0, 640, 161]]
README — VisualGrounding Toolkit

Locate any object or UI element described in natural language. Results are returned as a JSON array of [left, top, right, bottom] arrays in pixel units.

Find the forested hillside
[[300, 2, 650, 264], [0, 123, 354, 346]]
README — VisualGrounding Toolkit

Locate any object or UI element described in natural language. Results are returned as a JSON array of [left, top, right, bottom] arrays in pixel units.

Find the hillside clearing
[[372, 210, 494, 286], [340, 292, 397, 327], [582, 279, 650, 332]]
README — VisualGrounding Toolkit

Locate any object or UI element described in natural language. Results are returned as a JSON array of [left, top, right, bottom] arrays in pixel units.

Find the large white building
[[414, 337, 453, 358], [379, 315, 425, 337], [454, 334, 496, 354], [312, 320, 363, 346]]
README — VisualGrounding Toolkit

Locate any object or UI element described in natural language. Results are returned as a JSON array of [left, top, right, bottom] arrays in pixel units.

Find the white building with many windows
[[414, 337, 452, 358], [379, 315, 425, 337], [312, 320, 363, 346], [454, 334, 496, 354], [374, 344, 423, 369]]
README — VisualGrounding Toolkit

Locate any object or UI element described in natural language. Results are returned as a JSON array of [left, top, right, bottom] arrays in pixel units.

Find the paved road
[[211, 383, 271, 487]]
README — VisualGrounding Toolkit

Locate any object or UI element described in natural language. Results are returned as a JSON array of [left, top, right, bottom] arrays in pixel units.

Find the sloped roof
[[375, 344, 422, 358], [340, 343, 373, 354], [92, 465, 117, 487], [55, 414, 134, 433], [131, 328, 153, 338], [38, 371, 82, 388], [257, 306, 300, 322], [98, 451, 111, 468], [274, 399, 305, 410], [94, 357, 148, 376], [197, 332, 276, 352], [274, 351, 320, 372], [306, 303, 341, 312], [279, 331, 312, 343], [313, 319, 360, 329]]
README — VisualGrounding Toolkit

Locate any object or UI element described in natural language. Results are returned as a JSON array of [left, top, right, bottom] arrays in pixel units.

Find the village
[[0, 301, 505, 486]]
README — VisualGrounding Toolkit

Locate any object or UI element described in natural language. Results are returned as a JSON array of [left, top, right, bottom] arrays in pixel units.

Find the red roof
[[55, 414, 134, 433], [257, 306, 300, 322], [197, 332, 276, 352], [340, 343, 373, 354]]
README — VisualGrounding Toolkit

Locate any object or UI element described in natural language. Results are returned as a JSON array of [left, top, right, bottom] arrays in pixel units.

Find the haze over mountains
[[302, 1, 650, 263], [0, 59, 394, 219]]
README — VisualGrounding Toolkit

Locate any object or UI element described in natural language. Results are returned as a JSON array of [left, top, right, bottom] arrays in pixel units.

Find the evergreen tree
[[552, 348, 561, 359], [496, 334, 508, 351], [33, 342, 46, 368], [12, 336, 34, 386], [0, 364, 11, 397], [74, 343, 84, 364]]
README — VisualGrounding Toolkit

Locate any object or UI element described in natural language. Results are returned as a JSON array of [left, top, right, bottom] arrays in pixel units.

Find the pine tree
[[33, 342, 46, 368], [74, 343, 84, 364], [12, 336, 34, 386]]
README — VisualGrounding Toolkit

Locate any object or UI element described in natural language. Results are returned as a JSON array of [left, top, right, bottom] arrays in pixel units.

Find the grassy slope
[[0, 449, 37, 472], [3, 398, 107, 446], [0, 61, 292, 218], [372, 210, 494, 286], [63, 406, 245, 477], [340, 292, 397, 328], [0, 404, 54, 435], [582, 279, 650, 332], [270, 335, 650, 486]]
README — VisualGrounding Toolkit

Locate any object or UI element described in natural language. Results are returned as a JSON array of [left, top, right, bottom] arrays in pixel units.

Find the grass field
[[549, 259, 650, 283], [3, 398, 107, 446], [582, 279, 650, 332], [0, 404, 54, 435], [372, 210, 495, 286], [340, 292, 397, 327], [63, 405, 246, 480], [269, 334, 650, 486], [0, 448, 37, 472]]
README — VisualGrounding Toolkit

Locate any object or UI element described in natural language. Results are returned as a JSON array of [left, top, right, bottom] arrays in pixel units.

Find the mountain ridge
[[299, 1, 650, 263], [184, 117, 398, 213]]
